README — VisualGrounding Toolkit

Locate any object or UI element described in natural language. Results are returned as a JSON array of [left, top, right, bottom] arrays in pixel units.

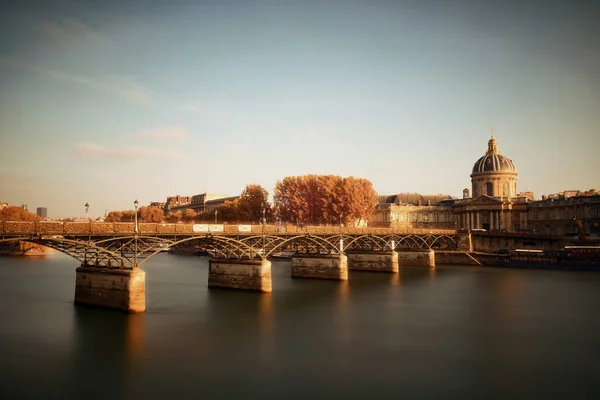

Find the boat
[[495, 246, 600, 271]]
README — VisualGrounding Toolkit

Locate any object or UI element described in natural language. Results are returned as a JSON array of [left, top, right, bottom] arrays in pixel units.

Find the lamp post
[[134, 199, 139, 268], [134, 199, 139, 234], [84, 202, 89, 220], [215, 209, 218, 224], [262, 206, 266, 226]]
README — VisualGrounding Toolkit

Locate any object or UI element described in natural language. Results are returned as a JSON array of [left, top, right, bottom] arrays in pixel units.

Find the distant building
[[371, 193, 454, 229], [451, 134, 529, 231], [528, 190, 600, 236], [189, 193, 230, 213], [204, 196, 240, 213], [149, 202, 165, 209], [161, 193, 233, 214], [163, 195, 192, 212], [36, 207, 47, 218]]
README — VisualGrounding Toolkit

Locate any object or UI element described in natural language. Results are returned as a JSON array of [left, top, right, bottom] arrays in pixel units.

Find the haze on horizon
[[1, 0, 598, 218]]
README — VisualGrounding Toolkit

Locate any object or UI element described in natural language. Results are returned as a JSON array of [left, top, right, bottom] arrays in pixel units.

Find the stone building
[[189, 193, 230, 213], [163, 195, 191, 212], [371, 193, 454, 229], [452, 134, 531, 231], [528, 190, 600, 237]]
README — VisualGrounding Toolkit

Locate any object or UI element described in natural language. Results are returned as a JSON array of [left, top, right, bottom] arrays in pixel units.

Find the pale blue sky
[[1, 0, 599, 217]]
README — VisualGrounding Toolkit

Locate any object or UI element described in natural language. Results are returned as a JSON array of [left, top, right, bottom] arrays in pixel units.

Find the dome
[[471, 136, 516, 174]]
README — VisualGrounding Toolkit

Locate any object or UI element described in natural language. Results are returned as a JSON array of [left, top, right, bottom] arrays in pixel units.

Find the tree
[[166, 210, 182, 223], [214, 200, 240, 222], [105, 211, 123, 222], [138, 206, 165, 223], [182, 209, 197, 223], [0, 206, 42, 221], [274, 174, 377, 225], [237, 184, 271, 223]]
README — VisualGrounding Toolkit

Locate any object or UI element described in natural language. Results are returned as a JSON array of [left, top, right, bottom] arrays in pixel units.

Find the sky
[[1, 0, 599, 218]]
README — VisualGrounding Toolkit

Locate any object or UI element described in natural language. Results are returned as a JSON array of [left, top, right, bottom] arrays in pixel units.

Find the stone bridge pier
[[347, 251, 399, 273], [74, 267, 146, 313], [291, 254, 348, 280], [397, 250, 436, 268], [208, 259, 272, 292]]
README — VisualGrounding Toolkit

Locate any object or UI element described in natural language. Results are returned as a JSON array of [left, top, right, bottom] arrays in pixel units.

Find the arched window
[[486, 182, 494, 196]]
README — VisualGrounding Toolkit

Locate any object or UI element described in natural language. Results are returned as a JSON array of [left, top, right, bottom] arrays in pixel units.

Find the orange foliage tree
[[0, 206, 42, 221], [210, 184, 271, 223], [273, 175, 377, 225], [139, 206, 165, 222]]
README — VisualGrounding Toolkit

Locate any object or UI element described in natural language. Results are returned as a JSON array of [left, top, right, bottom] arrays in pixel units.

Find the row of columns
[[459, 209, 510, 231]]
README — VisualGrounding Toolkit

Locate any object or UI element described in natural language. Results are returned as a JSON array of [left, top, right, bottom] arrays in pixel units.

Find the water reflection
[[67, 307, 145, 399]]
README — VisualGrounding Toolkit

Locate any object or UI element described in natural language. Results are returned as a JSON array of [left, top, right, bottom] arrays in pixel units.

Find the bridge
[[1, 221, 467, 313]]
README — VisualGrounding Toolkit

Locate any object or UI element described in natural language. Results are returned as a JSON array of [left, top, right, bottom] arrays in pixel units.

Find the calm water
[[1, 252, 599, 399]]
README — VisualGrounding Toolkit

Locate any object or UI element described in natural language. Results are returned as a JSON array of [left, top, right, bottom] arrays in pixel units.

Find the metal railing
[[0, 220, 456, 237]]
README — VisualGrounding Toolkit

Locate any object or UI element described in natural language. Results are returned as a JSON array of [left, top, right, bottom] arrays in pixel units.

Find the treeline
[[0, 206, 42, 221], [104, 175, 377, 225]]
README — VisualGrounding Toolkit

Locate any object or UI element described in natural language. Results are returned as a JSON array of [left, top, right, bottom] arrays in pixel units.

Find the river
[[1, 252, 599, 399]]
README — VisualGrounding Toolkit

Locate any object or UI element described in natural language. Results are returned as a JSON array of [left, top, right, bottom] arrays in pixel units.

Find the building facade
[[36, 207, 47, 218], [528, 190, 600, 237], [371, 193, 454, 229], [451, 134, 531, 232]]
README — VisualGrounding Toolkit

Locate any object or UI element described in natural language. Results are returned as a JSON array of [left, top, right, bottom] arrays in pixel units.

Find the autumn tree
[[138, 206, 165, 223], [105, 211, 123, 222], [214, 200, 240, 222], [0, 206, 42, 221], [182, 208, 197, 223], [273, 175, 377, 225], [166, 210, 182, 223], [236, 184, 271, 223]]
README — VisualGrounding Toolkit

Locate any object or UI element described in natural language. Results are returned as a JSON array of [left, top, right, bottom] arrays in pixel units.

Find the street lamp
[[262, 206, 266, 225], [84, 202, 89, 220], [134, 199, 139, 234], [215, 209, 218, 224]]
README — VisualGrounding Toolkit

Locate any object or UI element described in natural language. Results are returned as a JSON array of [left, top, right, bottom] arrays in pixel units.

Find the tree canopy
[[0, 206, 42, 221], [211, 184, 271, 223], [273, 175, 377, 225]]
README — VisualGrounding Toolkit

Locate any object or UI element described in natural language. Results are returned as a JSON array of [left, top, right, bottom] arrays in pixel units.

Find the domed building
[[453, 132, 531, 232], [471, 135, 518, 198]]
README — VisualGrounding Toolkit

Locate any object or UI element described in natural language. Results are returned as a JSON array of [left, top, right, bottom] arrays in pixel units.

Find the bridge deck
[[1, 221, 455, 237]]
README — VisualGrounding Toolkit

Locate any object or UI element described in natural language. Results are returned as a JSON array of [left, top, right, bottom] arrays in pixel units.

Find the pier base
[[398, 250, 436, 268], [291, 254, 348, 280], [74, 267, 146, 313], [208, 259, 272, 292], [347, 251, 398, 272]]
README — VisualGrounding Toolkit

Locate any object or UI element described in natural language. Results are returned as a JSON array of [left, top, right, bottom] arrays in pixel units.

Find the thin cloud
[[74, 142, 191, 162], [45, 70, 153, 105], [137, 126, 190, 141], [36, 17, 95, 47], [183, 100, 202, 112]]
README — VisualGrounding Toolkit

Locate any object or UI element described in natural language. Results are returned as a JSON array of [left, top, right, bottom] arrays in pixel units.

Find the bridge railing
[[0, 220, 457, 236]]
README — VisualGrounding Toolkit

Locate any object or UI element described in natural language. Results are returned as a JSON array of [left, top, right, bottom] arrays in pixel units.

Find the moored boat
[[495, 246, 600, 271]]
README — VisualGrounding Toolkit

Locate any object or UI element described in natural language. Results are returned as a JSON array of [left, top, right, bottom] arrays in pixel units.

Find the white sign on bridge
[[238, 225, 252, 232], [192, 224, 209, 233], [209, 224, 224, 232]]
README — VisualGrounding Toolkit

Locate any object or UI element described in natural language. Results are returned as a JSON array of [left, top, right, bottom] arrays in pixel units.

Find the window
[[486, 182, 494, 196]]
